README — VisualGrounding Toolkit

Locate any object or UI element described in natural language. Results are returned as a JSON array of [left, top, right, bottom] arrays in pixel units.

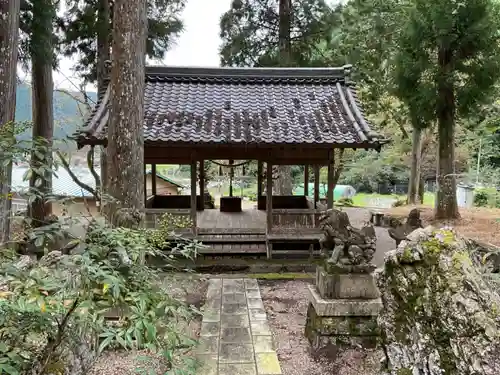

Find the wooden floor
[[197, 209, 266, 229]]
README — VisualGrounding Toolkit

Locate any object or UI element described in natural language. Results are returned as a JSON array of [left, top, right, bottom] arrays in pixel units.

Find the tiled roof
[[76, 65, 383, 148]]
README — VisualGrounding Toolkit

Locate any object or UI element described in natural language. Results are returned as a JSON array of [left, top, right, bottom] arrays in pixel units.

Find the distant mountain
[[15, 84, 98, 147]]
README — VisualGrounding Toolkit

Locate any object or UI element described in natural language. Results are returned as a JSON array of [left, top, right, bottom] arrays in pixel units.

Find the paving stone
[[250, 321, 272, 335], [247, 298, 264, 309], [203, 310, 221, 323], [222, 293, 246, 304], [219, 343, 255, 363], [221, 314, 250, 328], [195, 353, 218, 375], [222, 302, 248, 315], [224, 279, 245, 286], [196, 336, 219, 354], [223, 284, 245, 293], [245, 279, 259, 290], [249, 308, 267, 321], [207, 288, 222, 299], [246, 290, 261, 299], [201, 321, 220, 336], [256, 352, 282, 374], [205, 297, 222, 309], [221, 327, 252, 343], [253, 336, 275, 353], [209, 279, 223, 288], [219, 363, 257, 375]]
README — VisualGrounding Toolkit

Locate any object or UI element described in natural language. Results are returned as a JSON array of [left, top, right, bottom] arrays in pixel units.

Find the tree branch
[[55, 151, 100, 200]]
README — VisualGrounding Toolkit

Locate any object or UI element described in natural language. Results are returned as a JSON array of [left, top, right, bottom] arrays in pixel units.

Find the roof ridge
[[145, 65, 352, 80]]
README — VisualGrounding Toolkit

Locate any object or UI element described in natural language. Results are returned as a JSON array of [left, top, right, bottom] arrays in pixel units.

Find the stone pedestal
[[305, 266, 382, 350]]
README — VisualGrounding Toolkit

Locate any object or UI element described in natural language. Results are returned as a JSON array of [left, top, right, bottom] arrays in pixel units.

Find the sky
[[30, 0, 341, 92], [51, 0, 232, 92]]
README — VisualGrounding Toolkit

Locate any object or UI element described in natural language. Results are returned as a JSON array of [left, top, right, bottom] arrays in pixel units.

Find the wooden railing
[[143, 208, 194, 235], [269, 209, 322, 235]]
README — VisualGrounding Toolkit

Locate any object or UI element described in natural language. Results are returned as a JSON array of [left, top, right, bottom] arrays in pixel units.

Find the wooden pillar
[[313, 166, 320, 209], [229, 159, 234, 197], [190, 161, 197, 234], [266, 161, 273, 234], [144, 164, 147, 204], [327, 160, 334, 209], [304, 165, 309, 197], [257, 161, 263, 197], [199, 160, 204, 210], [151, 164, 157, 196]]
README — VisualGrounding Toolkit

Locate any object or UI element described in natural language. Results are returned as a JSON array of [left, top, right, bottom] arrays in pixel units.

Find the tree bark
[[0, 0, 21, 244], [106, 0, 147, 225], [407, 126, 422, 204], [97, 0, 111, 199], [29, 0, 55, 227], [435, 46, 459, 219], [275, 0, 293, 195]]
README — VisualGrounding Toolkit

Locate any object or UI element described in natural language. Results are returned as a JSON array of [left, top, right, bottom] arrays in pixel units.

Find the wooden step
[[198, 243, 267, 254]]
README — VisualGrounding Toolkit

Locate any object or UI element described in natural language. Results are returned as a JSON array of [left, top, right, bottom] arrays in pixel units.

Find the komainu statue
[[319, 208, 377, 266], [387, 208, 423, 246]]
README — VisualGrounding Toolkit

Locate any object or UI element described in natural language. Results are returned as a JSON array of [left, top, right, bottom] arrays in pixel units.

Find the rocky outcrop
[[378, 226, 500, 375]]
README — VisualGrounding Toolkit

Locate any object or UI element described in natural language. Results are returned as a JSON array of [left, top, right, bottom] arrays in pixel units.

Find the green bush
[[0, 122, 203, 375], [337, 197, 354, 206], [474, 191, 489, 207], [0, 222, 201, 375]]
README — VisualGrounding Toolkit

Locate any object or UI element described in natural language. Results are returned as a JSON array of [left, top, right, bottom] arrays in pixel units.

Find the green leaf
[[98, 335, 115, 353]]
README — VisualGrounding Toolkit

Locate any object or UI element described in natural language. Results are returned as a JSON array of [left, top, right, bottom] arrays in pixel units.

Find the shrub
[[392, 197, 407, 207], [0, 222, 201, 375], [0, 122, 204, 375], [474, 190, 489, 207], [337, 197, 354, 206]]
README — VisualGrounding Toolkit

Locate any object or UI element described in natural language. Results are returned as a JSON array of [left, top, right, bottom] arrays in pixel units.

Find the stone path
[[196, 278, 282, 375]]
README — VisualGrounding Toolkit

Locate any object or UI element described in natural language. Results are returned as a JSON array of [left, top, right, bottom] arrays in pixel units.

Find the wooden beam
[[266, 162, 273, 234], [151, 164, 157, 196], [327, 160, 334, 209], [199, 160, 204, 210], [190, 161, 197, 234], [257, 161, 263, 197], [304, 165, 309, 197], [313, 166, 320, 209]]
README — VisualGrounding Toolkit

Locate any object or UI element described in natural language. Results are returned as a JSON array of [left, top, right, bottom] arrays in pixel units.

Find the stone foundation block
[[316, 266, 380, 299], [306, 284, 383, 316]]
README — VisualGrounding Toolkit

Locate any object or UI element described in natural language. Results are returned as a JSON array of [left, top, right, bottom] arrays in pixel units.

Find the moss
[[396, 368, 412, 375], [451, 251, 473, 270], [401, 247, 414, 263]]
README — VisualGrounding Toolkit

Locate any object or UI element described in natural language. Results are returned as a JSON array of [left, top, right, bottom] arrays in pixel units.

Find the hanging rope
[[209, 160, 251, 168]]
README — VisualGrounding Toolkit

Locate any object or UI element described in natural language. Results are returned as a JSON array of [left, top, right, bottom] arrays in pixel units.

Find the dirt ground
[[385, 206, 500, 247], [88, 273, 208, 375], [260, 279, 383, 375]]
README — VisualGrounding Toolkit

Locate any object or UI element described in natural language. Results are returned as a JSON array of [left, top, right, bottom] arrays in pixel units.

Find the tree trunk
[[275, 0, 293, 195], [97, 0, 111, 199], [435, 47, 459, 220], [106, 0, 147, 226], [0, 0, 21, 244], [407, 126, 422, 204], [29, 0, 55, 227]]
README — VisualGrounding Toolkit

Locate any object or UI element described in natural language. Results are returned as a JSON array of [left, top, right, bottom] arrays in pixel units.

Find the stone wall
[[377, 226, 500, 375]]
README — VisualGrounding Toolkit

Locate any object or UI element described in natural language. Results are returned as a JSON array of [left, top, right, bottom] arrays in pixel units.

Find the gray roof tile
[[76, 65, 383, 148]]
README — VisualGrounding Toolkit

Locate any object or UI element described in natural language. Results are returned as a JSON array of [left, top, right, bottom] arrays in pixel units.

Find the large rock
[[377, 226, 500, 375]]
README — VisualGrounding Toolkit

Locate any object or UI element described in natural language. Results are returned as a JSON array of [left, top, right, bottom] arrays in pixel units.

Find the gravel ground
[[89, 273, 208, 375], [260, 279, 383, 375]]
